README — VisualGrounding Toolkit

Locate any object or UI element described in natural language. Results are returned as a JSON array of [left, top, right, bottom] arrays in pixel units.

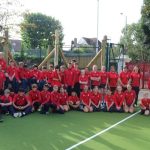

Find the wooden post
[[86, 49, 102, 68], [60, 50, 68, 67], [4, 29, 9, 65], [54, 30, 59, 66], [38, 48, 55, 69], [46, 45, 51, 69]]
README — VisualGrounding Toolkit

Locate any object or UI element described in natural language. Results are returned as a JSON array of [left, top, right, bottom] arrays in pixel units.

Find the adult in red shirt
[[0, 65, 6, 93], [28, 84, 41, 111], [72, 63, 80, 97], [68, 91, 80, 110], [50, 85, 64, 114], [104, 89, 115, 112], [13, 88, 32, 117], [0, 89, 14, 116], [51, 65, 61, 87], [129, 66, 142, 106], [90, 65, 100, 89], [18, 62, 28, 92], [140, 93, 150, 116], [90, 86, 102, 112], [80, 85, 92, 112], [0, 52, 6, 71], [119, 66, 130, 91], [59, 87, 69, 112], [108, 66, 119, 93], [64, 63, 74, 96], [114, 85, 124, 112], [40, 84, 51, 114], [5, 60, 21, 93], [124, 84, 136, 113], [79, 69, 89, 91]]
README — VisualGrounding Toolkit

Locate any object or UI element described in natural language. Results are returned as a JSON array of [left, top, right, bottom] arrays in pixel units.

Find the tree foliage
[[21, 13, 64, 49], [141, 0, 150, 50]]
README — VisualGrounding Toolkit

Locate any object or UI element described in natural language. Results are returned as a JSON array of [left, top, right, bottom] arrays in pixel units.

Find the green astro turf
[[0, 111, 149, 150], [75, 114, 150, 150]]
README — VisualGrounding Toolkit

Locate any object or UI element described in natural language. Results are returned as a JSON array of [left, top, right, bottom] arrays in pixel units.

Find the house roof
[[81, 37, 101, 47]]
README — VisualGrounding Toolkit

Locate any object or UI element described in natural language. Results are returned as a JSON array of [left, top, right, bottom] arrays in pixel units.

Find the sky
[[20, 0, 143, 45]]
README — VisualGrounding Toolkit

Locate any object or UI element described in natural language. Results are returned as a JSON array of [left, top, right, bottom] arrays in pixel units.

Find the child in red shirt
[[124, 84, 136, 113], [80, 85, 92, 112], [0, 89, 14, 116], [50, 85, 64, 114], [68, 91, 80, 110], [13, 89, 32, 117], [90, 86, 102, 112], [59, 87, 69, 112], [28, 84, 41, 112], [0, 65, 6, 94], [114, 85, 125, 112], [0, 52, 6, 71], [40, 84, 51, 114], [104, 89, 115, 112], [140, 93, 150, 116]]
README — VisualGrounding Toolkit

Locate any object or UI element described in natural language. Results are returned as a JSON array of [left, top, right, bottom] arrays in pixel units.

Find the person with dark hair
[[13, 88, 32, 117], [107, 66, 119, 94], [28, 84, 41, 112], [129, 66, 142, 106]]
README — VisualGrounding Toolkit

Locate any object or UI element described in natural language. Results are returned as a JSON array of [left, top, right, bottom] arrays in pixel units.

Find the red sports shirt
[[50, 91, 60, 106], [68, 95, 80, 104], [73, 69, 80, 85], [0, 58, 6, 71], [52, 70, 61, 87], [90, 92, 102, 107], [40, 90, 51, 104], [119, 71, 130, 85], [47, 71, 53, 84], [130, 72, 142, 87], [90, 71, 100, 86], [39, 70, 49, 81], [79, 75, 89, 89], [13, 94, 29, 106], [80, 91, 91, 106], [140, 98, 150, 109], [99, 71, 108, 85], [104, 94, 115, 108], [28, 90, 41, 103], [114, 92, 125, 108], [29, 69, 40, 80], [64, 68, 74, 86], [124, 90, 136, 106], [0, 95, 12, 103], [108, 72, 118, 87], [59, 92, 68, 105], [0, 71, 6, 90]]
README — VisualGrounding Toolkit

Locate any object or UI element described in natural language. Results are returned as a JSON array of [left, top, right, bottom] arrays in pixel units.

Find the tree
[[141, 0, 150, 49], [21, 13, 64, 49], [120, 21, 150, 61]]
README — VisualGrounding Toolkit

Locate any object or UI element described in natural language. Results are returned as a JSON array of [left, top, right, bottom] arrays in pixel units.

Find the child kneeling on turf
[[113, 85, 124, 112], [13, 89, 32, 117], [40, 84, 51, 114], [28, 84, 41, 112], [140, 93, 150, 116], [68, 91, 80, 110], [80, 85, 92, 112], [104, 89, 116, 112], [124, 84, 136, 113], [50, 85, 64, 114], [59, 87, 69, 112], [90, 86, 102, 112], [0, 89, 14, 116]]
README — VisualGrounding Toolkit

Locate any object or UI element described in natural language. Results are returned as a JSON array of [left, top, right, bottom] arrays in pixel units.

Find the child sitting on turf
[[140, 93, 150, 116], [13, 89, 32, 117], [104, 89, 115, 112], [68, 91, 80, 110], [28, 84, 41, 112], [59, 87, 69, 112], [80, 85, 93, 112], [0, 89, 14, 116], [40, 84, 51, 114], [113, 85, 125, 112], [124, 84, 136, 113], [90, 86, 102, 112], [50, 85, 64, 114]]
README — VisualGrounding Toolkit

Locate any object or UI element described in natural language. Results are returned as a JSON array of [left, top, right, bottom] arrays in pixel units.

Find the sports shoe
[[18, 112, 22, 117], [13, 113, 19, 118]]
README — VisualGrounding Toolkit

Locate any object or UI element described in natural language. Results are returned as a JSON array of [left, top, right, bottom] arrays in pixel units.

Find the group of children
[[0, 52, 150, 122]]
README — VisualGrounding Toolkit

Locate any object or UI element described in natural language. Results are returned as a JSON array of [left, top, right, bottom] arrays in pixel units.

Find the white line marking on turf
[[65, 110, 140, 150]]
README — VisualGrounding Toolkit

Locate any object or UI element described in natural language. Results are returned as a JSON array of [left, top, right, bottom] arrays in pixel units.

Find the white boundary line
[[65, 110, 140, 150]]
